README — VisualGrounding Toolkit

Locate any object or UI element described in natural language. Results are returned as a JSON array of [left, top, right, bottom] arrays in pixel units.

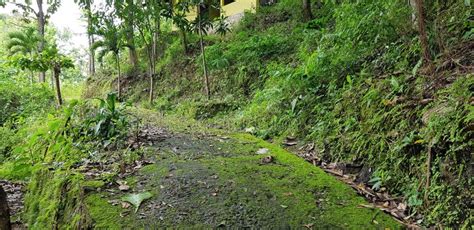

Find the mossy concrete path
[[86, 114, 401, 229]]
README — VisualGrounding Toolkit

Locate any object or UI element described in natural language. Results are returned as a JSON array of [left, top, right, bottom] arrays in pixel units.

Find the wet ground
[[85, 126, 402, 229]]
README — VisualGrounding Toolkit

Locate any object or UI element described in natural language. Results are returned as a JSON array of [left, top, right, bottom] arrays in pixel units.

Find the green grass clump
[[25, 168, 92, 229]]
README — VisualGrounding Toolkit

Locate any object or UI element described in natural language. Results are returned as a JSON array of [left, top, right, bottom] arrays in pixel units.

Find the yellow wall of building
[[173, 0, 258, 28], [221, 0, 258, 16]]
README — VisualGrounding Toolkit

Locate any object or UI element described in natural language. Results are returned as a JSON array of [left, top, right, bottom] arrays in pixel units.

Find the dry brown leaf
[[119, 184, 130, 191], [121, 202, 131, 209], [397, 202, 407, 211]]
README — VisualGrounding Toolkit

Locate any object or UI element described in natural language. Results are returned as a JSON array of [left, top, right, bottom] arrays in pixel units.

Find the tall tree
[[177, 0, 229, 99], [302, 0, 313, 21], [415, 0, 432, 69], [171, 0, 191, 53], [135, 0, 166, 104], [44, 46, 74, 106], [109, 0, 139, 71], [195, 3, 212, 100], [4, 0, 61, 82], [6, 26, 40, 83], [75, 0, 96, 77], [92, 13, 127, 99]]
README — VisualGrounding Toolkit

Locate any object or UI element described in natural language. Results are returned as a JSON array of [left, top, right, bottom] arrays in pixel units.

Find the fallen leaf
[[121, 202, 131, 209], [283, 137, 298, 146], [119, 184, 130, 191], [397, 202, 407, 211], [303, 223, 314, 229], [108, 200, 119, 206], [121, 192, 153, 213], [116, 180, 127, 186], [280, 205, 288, 209]]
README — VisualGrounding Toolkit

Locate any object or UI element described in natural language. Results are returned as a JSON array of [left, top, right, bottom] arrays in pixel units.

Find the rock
[[261, 156, 274, 164], [257, 148, 269, 155], [0, 185, 11, 230]]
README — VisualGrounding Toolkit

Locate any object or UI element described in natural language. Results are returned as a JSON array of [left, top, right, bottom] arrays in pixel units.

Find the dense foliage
[[83, 0, 472, 226], [0, 0, 472, 228]]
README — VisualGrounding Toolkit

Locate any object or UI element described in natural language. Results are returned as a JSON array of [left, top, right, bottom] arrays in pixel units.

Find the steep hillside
[[84, 0, 473, 226]]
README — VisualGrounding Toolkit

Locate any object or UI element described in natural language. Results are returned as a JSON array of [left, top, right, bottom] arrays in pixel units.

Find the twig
[[424, 144, 432, 202]]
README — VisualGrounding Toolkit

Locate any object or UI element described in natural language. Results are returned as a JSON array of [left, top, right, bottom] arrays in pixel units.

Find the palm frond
[[91, 40, 106, 51]]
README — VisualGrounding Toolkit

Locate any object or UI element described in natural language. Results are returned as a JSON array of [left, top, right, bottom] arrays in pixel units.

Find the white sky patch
[[0, 0, 100, 53]]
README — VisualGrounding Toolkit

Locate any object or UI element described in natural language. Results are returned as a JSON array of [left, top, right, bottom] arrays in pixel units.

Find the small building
[[178, 0, 260, 22]]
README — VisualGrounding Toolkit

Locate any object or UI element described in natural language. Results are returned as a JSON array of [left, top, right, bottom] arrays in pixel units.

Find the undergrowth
[[81, 0, 473, 226]]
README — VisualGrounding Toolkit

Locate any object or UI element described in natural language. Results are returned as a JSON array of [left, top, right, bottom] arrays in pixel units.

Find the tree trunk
[[126, 34, 139, 71], [116, 54, 122, 100], [153, 18, 161, 62], [302, 0, 314, 21], [53, 66, 63, 106], [88, 34, 96, 76], [150, 17, 162, 104], [126, 0, 139, 71], [36, 0, 46, 83], [50, 73, 55, 89], [149, 60, 154, 104], [29, 53, 34, 85], [30, 71, 34, 85], [180, 28, 189, 54], [198, 12, 210, 100], [0, 185, 11, 230], [86, 2, 95, 77], [415, 0, 432, 68]]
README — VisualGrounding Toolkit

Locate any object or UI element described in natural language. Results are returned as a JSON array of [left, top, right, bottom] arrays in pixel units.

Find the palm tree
[[6, 27, 40, 84], [92, 15, 126, 99]]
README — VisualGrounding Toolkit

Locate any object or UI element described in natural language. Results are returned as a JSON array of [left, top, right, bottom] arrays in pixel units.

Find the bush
[[0, 80, 54, 125]]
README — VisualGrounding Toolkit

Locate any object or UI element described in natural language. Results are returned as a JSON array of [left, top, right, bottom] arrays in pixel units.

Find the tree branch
[[7, 2, 38, 17]]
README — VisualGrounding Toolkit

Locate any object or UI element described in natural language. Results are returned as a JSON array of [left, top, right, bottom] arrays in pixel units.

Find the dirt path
[[84, 118, 402, 229]]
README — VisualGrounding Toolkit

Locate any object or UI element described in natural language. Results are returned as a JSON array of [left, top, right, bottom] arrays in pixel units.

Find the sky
[[0, 0, 95, 52]]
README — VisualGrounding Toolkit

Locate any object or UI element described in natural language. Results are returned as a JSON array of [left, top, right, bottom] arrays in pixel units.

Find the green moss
[[140, 163, 168, 176], [24, 167, 92, 229], [0, 161, 37, 180], [202, 133, 402, 228], [125, 176, 138, 188], [90, 124, 401, 228], [85, 193, 134, 229], [82, 180, 105, 189]]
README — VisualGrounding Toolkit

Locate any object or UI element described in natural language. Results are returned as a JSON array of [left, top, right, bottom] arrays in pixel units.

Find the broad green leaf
[[121, 192, 153, 213]]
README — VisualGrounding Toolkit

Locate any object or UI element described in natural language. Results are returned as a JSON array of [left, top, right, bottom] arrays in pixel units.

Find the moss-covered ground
[[84, 113, 402, 229]]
